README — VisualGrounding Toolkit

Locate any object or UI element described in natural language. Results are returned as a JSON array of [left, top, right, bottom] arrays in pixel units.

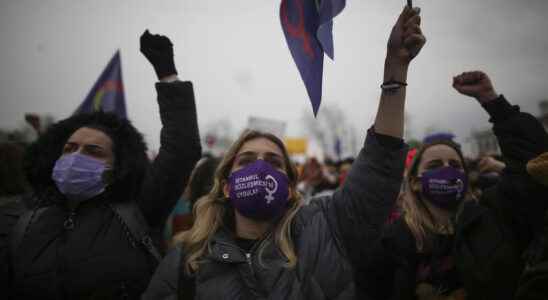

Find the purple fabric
[[280, 0, 345, 116], [75, 50, 127, 118], [421, 166, 468, 210], [52, 153, 107, 201], [317, 0, 346, 59], [228, 160, 290, 221], [422, 132, 456, 144]]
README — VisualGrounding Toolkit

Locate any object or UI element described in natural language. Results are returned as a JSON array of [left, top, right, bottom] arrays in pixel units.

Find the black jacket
[[454, 98, 548, 300], [6, 81, 201, 300], [357, 96, 548, 300], [142, 129, 408, 300]]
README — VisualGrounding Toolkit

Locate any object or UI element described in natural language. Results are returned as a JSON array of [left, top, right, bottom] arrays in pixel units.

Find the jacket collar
[[207, 227, 277, 264], [208, 229, 248, 263]]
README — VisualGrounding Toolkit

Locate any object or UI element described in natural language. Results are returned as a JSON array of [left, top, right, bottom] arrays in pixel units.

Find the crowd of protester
[[1, 5, 548, 300]]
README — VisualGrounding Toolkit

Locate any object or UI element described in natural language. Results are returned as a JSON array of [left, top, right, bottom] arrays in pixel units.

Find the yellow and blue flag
[[75, 50, 127, 118]]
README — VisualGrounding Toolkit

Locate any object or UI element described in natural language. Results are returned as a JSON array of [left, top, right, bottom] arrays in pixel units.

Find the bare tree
[[301, 104, 359, 160]]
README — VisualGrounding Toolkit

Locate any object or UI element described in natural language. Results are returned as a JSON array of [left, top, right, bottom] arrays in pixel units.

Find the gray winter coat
[[142, 129, 407, 300]]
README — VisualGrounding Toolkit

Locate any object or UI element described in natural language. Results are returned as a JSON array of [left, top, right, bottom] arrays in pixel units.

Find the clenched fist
[[452, 71, 499, 104], [140, 30, 177, 80], [386, 6, 426, 65]]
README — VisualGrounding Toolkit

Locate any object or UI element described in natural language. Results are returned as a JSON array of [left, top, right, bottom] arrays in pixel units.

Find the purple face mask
[[52, 153, 108, 201], [420, 166, 468, 210], [228, 159, 290, 221]]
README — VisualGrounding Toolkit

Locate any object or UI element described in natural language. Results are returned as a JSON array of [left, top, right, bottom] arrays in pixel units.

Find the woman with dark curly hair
[[5, 31, 201, 300]]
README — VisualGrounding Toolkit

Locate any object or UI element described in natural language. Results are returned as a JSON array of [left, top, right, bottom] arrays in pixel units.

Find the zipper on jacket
[[120, 282, 129, 300], [245, 252, 255, 277], [63, 210, 76, 230], [216, 241, 257, 277]]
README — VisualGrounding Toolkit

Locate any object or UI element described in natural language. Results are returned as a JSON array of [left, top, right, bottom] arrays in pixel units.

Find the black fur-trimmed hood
[[25, 112, 149, 204]]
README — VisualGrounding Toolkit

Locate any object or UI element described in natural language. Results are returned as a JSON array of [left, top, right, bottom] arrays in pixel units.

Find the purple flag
[[317, 0, 346, 59], [75, 50, 127, 118], [280, 0, 346, 116], [334, 136, 342, 159]]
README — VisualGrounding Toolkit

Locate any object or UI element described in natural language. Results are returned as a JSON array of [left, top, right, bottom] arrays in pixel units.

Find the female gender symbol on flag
[[280, 0, 346, 116]]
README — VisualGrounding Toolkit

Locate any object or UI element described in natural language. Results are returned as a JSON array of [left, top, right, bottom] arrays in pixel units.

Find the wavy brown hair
[[175, 130, 303, 274], [401, 140, 476, 252]]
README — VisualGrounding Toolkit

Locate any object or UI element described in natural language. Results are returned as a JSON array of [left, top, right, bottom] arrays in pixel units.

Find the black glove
[[140, 30, 177, 79]]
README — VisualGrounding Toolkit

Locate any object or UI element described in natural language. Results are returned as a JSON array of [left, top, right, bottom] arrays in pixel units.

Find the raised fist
[[140, 30, 177, 79], [452, 71, 498, 104], [387, 6, 426, 65]]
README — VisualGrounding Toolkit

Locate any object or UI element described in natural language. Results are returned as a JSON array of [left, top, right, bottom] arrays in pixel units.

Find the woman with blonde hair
[[143, 6, 426, 300], [357, 70, 548, 300]]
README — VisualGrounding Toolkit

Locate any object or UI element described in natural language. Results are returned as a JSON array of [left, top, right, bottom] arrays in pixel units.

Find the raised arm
[[375, 6, 425, 138], [327, 6, 425, 262], [137, 30, 202, 228], [453, 70, 548, 247]]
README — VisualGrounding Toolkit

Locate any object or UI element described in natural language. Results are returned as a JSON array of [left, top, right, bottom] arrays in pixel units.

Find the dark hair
[[324, 158, 336, 167], [341, 157, 355, 165], [337, 157, 355, 170], [187, 156, 220, 208], [25, 112, 149, 203], [0, 142, 29, 196]]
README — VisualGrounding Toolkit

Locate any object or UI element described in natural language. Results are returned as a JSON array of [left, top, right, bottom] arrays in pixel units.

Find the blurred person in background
[[467, 154, 506, 197], [337, 157, 355, 185], [297, 157, 338, 203], [168, 155, 220, 240]]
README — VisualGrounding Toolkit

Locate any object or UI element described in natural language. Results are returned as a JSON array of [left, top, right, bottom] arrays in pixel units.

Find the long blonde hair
[[401, 140, 475, 252], [175, 130, 303, 274]]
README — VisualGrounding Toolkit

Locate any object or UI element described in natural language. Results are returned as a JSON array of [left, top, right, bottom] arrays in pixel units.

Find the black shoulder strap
[[109, 202, 162, 263], [178, 247, 196, 300], [11, 207, 47, 259]]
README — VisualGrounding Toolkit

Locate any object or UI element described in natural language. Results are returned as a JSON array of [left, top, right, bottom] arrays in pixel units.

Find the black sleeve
[[327, 127, 407, 264], [483, 95, 548, 247], [483, 95, 548, 171], [142, 246, 181, 300], [0, 199, 27, 298], [137, 81, 202, 228], [355, 220, 417, 300]]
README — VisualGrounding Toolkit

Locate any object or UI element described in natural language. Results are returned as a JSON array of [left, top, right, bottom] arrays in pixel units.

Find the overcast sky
[[1, 0, 547, 155]]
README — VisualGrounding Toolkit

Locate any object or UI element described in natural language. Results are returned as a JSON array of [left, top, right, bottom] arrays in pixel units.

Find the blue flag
[[334, 136, 342, 159], [280, 0, 346, 116], [317, 0, 346, 60], [75, 50, 127, 118]]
